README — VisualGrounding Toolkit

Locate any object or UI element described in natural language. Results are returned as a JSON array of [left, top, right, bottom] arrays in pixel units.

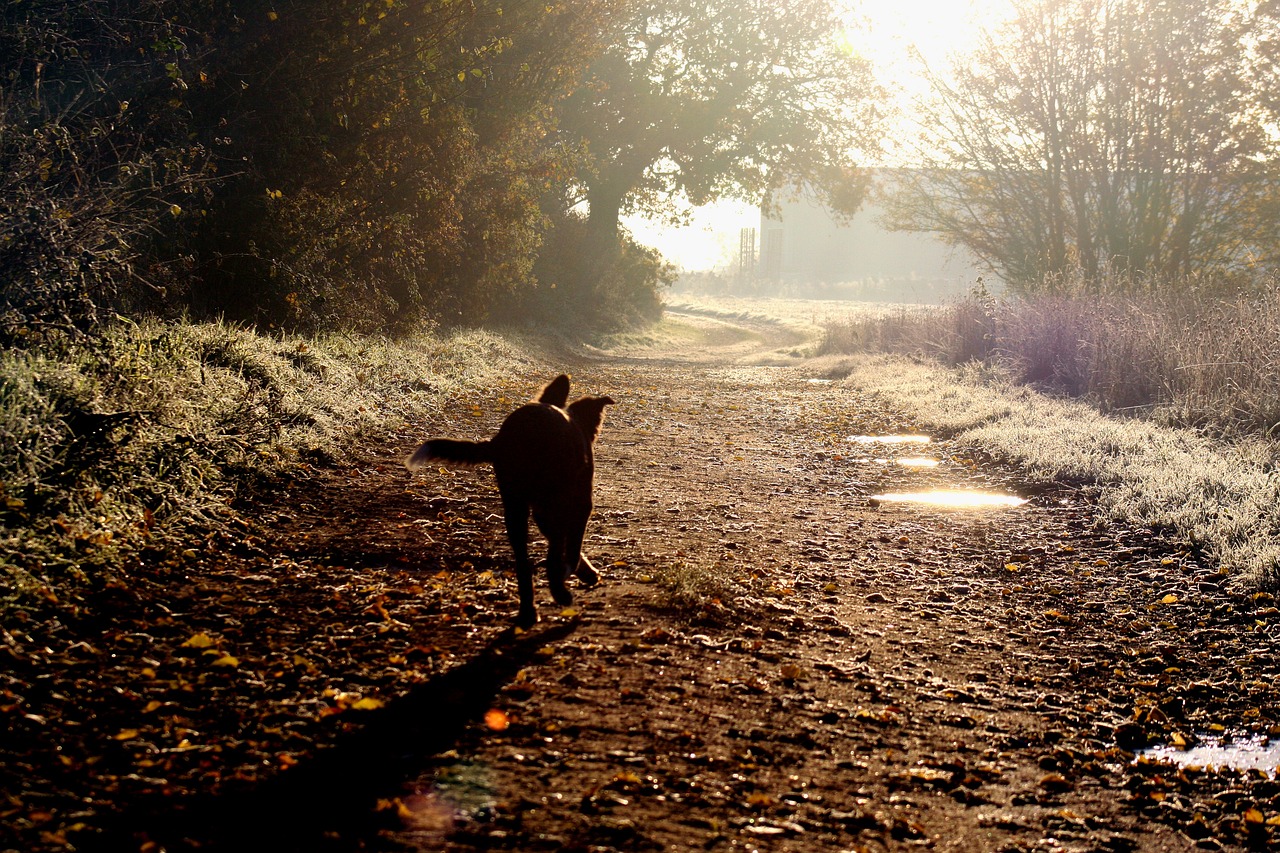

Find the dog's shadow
[[93, 621, 578, 851]]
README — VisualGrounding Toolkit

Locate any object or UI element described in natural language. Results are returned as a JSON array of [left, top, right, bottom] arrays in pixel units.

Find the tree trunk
[[586, 183, 625, 258]]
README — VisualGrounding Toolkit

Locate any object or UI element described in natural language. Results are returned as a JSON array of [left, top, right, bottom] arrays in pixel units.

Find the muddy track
[[13, 314, 1280, 852]]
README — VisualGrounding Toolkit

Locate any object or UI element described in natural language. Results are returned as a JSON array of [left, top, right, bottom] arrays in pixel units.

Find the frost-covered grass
[[0, 320, 540, 609], [820, 286, 1280, 437], [824, 354, 1280, 588]]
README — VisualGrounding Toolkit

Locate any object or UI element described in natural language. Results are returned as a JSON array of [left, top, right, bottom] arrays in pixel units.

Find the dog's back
[[490, 403, 591, 507]]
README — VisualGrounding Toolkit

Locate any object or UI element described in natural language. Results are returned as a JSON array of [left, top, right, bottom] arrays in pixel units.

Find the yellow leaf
[[1244, 808, 1265, 824], [182, 632, 216, 649], [169, 204, 183, 217], [114, 729, 140, 741], [559, 607, 580, 618], [210, 654, 239, 667], [142, 700, 163, 714], [351, 697, 384, 711], [1161, 594, 1178, 604]]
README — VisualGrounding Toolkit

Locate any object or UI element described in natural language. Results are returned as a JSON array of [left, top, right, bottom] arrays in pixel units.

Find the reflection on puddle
[[849, 435, 932, 445], [1139, 735, 1280, 771], [867, 456, 942, 468], [870, 490, 1027, 509], [896, 457, 940, 468]]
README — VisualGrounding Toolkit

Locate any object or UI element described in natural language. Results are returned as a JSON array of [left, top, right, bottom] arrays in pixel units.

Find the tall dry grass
[[821, 283, 1280, 438]]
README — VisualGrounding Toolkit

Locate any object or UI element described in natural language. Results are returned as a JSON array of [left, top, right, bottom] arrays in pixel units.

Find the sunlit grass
[[0, 321, 538, 610]]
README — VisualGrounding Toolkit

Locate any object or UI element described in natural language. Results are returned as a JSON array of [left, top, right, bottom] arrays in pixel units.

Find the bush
[[525, 213, 673, 331]]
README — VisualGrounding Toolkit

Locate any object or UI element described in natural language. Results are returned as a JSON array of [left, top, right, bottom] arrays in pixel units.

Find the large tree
[[890, 0, 1277, 291], [556, 0, 882, 249]]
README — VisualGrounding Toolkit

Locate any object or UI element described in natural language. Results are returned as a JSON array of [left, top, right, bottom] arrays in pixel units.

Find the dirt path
[[9, 310, 1280, 852]]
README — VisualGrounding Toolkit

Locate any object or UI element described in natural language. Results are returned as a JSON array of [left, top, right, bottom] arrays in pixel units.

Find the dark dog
[[406, 375, 615, 628]]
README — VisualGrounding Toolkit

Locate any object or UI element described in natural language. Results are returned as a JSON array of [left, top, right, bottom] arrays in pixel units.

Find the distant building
[[756, 177, 993, 303]]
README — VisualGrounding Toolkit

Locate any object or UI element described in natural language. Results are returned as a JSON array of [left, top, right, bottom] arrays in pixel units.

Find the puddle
[[848, 435, 931, 445], [869, 490, 1027, 509], [1139, 735, 1280, 772]]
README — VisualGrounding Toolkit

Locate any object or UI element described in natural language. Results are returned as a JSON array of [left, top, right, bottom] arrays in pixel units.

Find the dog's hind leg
[[503, 497, 538, 629], [575, 555, 601, 587], [565, 510, 600, 587], [535, 509, 574, 607]]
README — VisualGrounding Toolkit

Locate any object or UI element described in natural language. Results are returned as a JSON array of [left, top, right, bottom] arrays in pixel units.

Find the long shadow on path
[[91, 621, 578, 851]]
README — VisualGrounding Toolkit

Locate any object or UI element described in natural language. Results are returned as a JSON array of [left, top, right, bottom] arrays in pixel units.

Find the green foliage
[[179, 0, 614, 331], [1, 0, 628, 337], [0, 0, 215, 342]]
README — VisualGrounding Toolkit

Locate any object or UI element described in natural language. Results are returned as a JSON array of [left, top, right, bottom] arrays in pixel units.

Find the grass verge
[[0, 320, 540, 612]]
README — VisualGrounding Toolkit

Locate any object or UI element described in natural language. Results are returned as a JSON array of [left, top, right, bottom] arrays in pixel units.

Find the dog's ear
[[567, 395, 614, 443], [537, 374, 571, 408]]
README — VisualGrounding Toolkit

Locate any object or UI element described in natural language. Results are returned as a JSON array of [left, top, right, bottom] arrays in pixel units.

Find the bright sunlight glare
[[624, 0, 1017, 272]]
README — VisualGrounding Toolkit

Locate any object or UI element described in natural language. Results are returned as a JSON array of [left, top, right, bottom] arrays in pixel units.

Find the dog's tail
[[405, 438, 493, 470]]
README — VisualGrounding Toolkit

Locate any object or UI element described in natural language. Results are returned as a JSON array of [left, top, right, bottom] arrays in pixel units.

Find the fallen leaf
[[181, 632, 216, 649], [484, 708, 509, 731]]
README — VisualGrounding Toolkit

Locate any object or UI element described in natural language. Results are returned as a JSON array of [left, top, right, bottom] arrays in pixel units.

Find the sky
[[622, 0, 1017, 271]]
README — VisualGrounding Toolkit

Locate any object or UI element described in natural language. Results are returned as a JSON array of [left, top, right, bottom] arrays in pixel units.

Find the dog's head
[[567, 395, 615, 443]]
